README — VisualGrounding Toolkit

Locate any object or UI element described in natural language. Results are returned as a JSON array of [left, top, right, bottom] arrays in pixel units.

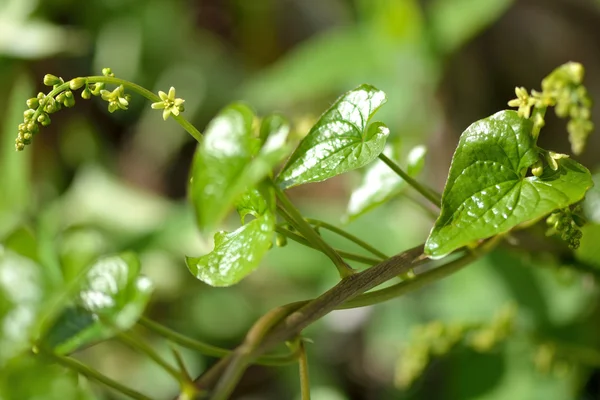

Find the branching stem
[[273, 184, 356, 278]]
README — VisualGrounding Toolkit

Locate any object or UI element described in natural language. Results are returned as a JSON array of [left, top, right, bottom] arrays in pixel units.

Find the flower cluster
[[508, 62, 593, 154], [394, 304, 516, 389], [15, 68, 132, 151], [545, 206, 585, 249]]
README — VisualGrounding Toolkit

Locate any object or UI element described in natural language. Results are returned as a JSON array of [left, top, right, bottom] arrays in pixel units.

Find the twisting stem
[[273, 184, 355, 278], [42, 350, 152, 400], [276, 226, 382, 266], [338, 252, 475, 309], [305, 218, 388, 260], [210, 303, 306, 400], [138, 317, 299, 366], [378, 153, 441, 208], [298, 340, 311, 400]]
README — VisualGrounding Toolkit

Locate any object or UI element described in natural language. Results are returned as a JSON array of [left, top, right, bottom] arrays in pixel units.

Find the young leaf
[[190, 105, 290, 231], [186, 186, 275, 287], [425, 110, 593, 258], [276, 84, 390, 189], [0, 248, 44, 366], [346, 144, 427, 221], [42, 253, 153, 354]]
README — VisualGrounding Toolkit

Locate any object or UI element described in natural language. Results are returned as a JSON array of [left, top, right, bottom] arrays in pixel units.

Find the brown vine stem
[[195, 244, 427, 397], [186, 236, 503, 398]]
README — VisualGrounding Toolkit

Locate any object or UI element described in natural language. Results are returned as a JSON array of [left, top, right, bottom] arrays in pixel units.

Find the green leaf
[[186, 187, 275, 287], [425, 110, 593, 258], [346, 144, 427, 221], [43, 253, 153, 354], [428, 0, 514, 54], [276, 84, 390, 189], [0, 248, 44, 366], [190, 105, 290, 231]]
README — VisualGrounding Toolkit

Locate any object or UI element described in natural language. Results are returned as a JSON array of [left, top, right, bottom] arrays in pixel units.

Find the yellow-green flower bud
[[102, 67, 114, 77], [81, 87, 92, 99], [27, 122, 38, 134], [23, 109, 35, 120], [26, 98, 39, 109], [532, 160, 544, 177], [64, 95, 75, 108], [69, 78, 86, 90], [43, 74, 62, 86], [38, 113, 51, 126]]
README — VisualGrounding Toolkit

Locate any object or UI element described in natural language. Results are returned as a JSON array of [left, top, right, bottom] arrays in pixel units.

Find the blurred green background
[[1, 0, 600, 399]]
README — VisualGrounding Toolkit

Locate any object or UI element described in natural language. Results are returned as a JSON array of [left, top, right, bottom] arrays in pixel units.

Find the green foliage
[[346, 143, 426, 221], [425, 110, 592, 257], [186, 186, 276, 287], [43, 253, 153, 354], [277, 84, 389, 189], [190, 104, 290, 231], [1, 9, 598, 396]]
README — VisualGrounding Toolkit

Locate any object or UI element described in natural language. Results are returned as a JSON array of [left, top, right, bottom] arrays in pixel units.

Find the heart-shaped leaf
[[276, 84, 390, 189], [186, 186, 275, 287], [43, 252, 153, 354], [190, 105, 291, 231], [0, 248, 44, 366], [425, 110, 593, 258], [346, 144, 427, 221]]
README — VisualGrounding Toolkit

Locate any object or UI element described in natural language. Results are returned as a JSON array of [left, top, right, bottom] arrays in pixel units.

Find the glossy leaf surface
[[43, 253, 153, 354], [425, 110, 593, 257], [191, 105, 290, 231], [346, 144, 426, 221], [186, 187, 275, 287], [277, 84, 389, 189]]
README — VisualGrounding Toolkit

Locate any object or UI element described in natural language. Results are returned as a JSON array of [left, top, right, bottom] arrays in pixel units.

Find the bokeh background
[[1, 0, 600, 399]]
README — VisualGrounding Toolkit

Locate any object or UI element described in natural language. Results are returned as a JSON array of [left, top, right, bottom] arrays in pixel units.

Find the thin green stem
[[82, 76, 203, 142], [530, 106, 547, 141], [276, 226, 381, 265], [273, 185, 355, 278], [42, 350, 152, 400], [116, 332, 184, 384], [298, 340, 311, 400], [305, 218, 388, 260], [138, 317, 298, 366], [378, 153, 441, 208]]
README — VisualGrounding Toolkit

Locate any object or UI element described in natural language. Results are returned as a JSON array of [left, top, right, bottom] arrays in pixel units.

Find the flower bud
[[102, 67, 114, 77], [43, 74, 62, 87], [69, 78, 86, 90], [26, 98, 39, 109], [81, 87, 92, 99]]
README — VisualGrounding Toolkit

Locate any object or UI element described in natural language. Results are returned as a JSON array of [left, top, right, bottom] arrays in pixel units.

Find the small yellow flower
[[507, 86, 536, 119], [151, 87, 185, 120]]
